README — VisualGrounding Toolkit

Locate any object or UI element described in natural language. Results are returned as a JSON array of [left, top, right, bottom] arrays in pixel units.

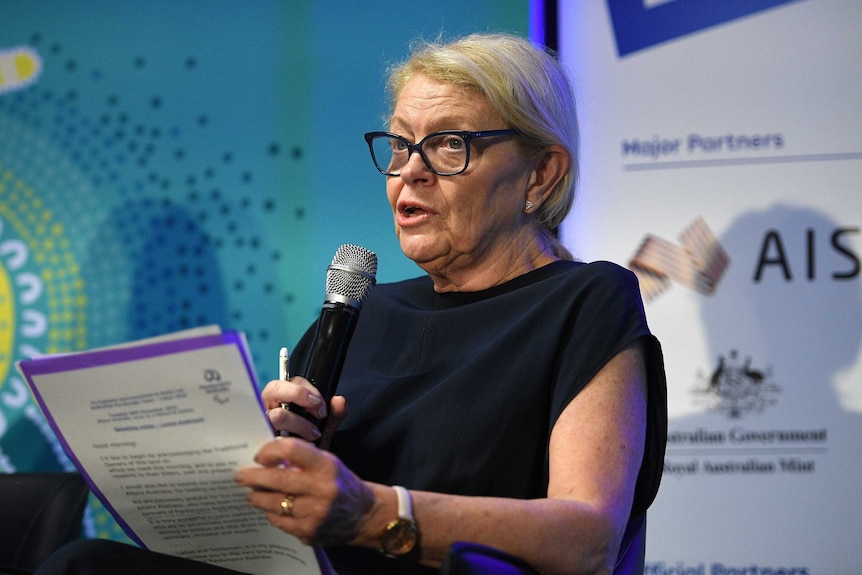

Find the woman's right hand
[[261, 376, 348, 449]]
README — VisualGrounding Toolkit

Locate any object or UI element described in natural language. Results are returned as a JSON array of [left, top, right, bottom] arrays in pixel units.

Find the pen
[[279, 346, 290, 381], [279, 347, 290, 411]]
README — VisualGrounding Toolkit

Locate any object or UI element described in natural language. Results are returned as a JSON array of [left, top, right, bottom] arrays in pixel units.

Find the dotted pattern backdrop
[[0, 0, 529, 544], [0, 9, 311, 541]]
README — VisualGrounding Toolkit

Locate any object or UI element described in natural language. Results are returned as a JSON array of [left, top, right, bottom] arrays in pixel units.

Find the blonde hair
[[387, 33, 579, 260]]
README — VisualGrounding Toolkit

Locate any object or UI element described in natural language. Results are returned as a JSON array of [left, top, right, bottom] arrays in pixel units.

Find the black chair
[[440, 514, 645, 575], [612, 514, 646, 575], [441, 542, 540, 575], [0, 472, 89, 574]]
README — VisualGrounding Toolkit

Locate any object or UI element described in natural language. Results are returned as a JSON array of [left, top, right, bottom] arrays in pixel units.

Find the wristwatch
[[379, 485, 419, 557]]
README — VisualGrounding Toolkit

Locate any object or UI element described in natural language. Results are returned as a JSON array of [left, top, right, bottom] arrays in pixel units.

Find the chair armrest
[[439, 541, 539, 575]]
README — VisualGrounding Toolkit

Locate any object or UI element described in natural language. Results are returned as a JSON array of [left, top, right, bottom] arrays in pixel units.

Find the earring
[[524, 200, 535, 212]]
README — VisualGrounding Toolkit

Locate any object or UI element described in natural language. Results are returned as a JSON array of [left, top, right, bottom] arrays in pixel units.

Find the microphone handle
[[293, 301, 360, 428]]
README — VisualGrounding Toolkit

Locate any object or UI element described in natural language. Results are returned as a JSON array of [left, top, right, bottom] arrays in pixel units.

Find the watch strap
[[393, 485, 414, 521]]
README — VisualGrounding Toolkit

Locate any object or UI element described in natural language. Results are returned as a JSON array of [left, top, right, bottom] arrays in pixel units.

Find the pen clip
[[279, 347, 290, 412]]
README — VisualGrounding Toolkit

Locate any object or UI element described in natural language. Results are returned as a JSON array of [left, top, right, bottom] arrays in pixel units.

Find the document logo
[[607, 0, 804, 56]]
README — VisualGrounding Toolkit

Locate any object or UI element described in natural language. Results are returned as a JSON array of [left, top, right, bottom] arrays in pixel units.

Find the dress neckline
[[428, 260, 576, 308]]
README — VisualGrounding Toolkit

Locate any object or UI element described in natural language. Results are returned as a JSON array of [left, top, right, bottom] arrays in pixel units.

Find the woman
[[38, 33, 666, 575], [251, 33, 666, 574]]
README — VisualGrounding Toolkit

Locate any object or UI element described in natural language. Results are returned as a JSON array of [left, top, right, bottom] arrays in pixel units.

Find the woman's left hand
[[235, 437, 377, 547]]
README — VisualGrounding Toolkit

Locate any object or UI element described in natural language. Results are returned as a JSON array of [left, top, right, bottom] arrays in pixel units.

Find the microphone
[[296, 244, 377, 428]]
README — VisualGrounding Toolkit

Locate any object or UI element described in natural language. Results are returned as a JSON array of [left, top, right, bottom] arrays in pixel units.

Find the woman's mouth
[[397, 202, 433, 226]]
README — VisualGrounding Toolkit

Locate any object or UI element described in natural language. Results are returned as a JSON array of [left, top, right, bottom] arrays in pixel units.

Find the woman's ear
[[525, 145, 570, 208]]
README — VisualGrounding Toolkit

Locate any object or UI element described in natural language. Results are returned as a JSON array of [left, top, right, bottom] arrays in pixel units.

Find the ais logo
[[607, 0, 804, 56]]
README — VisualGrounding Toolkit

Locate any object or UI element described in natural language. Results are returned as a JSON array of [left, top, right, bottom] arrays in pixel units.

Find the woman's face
[[386, 74, 539, 288]]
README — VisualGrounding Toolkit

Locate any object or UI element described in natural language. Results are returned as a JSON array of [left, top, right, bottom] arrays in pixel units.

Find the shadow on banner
[[649, 204, 862, 571]]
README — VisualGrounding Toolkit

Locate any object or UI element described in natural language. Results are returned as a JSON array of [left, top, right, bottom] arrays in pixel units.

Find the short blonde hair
[[387, 33, 579, 260]]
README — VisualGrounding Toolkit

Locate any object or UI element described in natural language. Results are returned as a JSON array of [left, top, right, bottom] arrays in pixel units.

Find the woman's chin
[[399, 238, 445, 268]]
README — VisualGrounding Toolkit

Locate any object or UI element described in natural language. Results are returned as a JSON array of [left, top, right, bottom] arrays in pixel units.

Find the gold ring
[[280, 494, 295, 517]]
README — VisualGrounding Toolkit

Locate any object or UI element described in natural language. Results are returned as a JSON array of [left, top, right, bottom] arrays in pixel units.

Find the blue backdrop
[[0, 0, 529, 541]]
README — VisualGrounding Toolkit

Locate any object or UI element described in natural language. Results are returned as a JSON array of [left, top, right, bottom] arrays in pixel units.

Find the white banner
[[558, 1, 862, 572]]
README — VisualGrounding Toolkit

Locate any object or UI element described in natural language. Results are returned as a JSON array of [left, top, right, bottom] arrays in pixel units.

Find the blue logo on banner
[[607, 0, 804, 57]]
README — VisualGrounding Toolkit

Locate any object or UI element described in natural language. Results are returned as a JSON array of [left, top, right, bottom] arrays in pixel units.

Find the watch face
[[381, 519, 418, 556]]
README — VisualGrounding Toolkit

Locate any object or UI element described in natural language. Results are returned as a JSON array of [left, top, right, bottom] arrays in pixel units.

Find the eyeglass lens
[[371, 133, 468, 175]]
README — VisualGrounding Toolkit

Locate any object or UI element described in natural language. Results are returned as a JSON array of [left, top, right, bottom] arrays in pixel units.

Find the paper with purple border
[[17, 327, 321, 575]]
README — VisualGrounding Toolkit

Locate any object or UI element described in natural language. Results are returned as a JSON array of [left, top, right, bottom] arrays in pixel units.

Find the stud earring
[[524, 200, 535, 212]]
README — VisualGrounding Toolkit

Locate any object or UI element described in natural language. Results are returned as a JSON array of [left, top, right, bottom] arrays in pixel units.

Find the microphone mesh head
[[325, 244, 378, 307]]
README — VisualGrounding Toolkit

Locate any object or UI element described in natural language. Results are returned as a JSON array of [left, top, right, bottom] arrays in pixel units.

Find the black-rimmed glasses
[[364, 129, 518, 176]]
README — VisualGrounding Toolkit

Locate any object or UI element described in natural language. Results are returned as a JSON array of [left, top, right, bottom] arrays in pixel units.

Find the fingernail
[[311, 427, 322, 439], [307, 394, 322, 405]]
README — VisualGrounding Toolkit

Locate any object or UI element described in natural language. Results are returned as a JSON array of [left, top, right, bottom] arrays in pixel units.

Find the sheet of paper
[[18, 330, 320, 575]]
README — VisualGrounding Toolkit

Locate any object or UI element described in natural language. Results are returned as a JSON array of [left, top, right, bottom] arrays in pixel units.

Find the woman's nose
[[398, 148, 435, 182]]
